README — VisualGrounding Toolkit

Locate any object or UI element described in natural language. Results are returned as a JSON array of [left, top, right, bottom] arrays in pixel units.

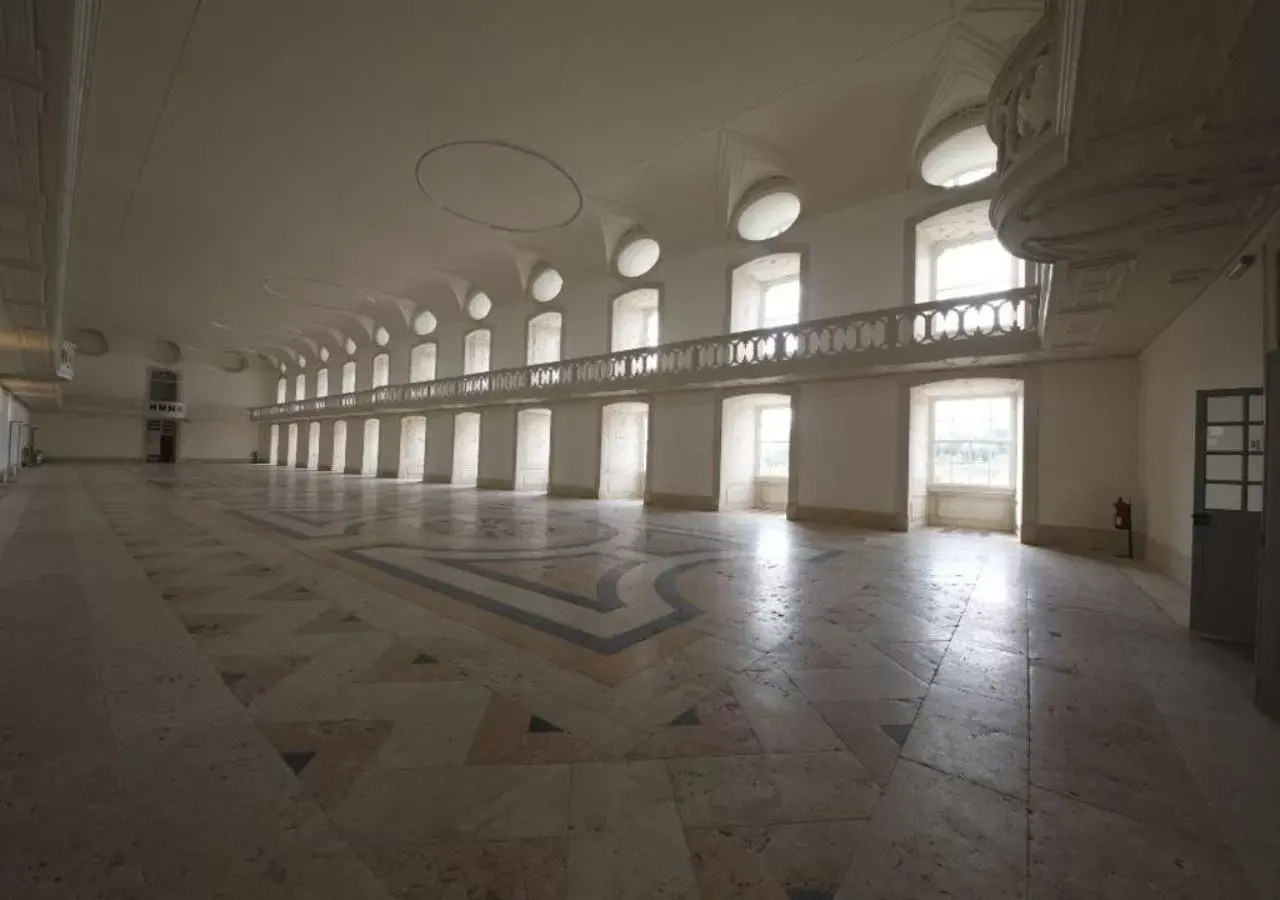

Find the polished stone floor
[[2, 464, 1277, 899]]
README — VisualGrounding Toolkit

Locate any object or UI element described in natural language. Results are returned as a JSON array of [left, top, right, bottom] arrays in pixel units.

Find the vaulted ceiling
[[60, 0, 1042, 362]]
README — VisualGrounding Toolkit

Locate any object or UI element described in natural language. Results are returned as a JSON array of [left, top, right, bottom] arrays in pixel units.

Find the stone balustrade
[[251, 288, 1041, 423]]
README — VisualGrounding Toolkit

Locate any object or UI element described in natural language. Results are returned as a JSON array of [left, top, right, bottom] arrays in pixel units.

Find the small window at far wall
[[761, 278, 800, 328], [929, 396, 1015, 488], [372, 353, 390, 388], [464, 330, 491, 375], [410, 343, 437, 383], [341, 361, 356, 394], [316, 369, 329, 398], [756, 406, 791, 478]]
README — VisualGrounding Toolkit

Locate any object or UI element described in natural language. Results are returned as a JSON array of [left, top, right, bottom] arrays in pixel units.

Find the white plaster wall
[[649, 391, 717, 501], [181, 421, 258, 462], [549, 400, 601, 493], [478, 406, 517, 486], [794, 378, 902, 515], [1139, 257, 1267, 579], [35, 414, 143, 460], [1037, 358, 1140, 534]]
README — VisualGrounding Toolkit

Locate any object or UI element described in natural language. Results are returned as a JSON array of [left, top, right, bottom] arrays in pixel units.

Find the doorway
[[452, 412, 480, 486], [400, 415, 427, 480], [332, 420, 348, 474], [145, 419, 179, 463], [1190, 388, 1265, 643], [906, 378, 1025, 534], [719, 393, 791, 512], [600, 402, 648, 500], [516, 408, 552, 492], [361, 419, 380, 477], [307, 422, 321, 470]]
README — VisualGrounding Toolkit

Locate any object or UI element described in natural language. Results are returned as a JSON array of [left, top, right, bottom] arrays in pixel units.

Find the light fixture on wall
[[413, 310, 438, 335], [615, 229, 660, 278], [1225, 254, 1257, 280], [734, 179, 802, 241], [467, 290, 493, 320], [530, 264, 563, 302]]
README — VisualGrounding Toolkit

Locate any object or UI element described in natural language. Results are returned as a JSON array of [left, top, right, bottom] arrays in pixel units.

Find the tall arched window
[[276, 377, 287, 403], [611, 289, 659, 352], [295, 373, 307, 401], [316, 368, 329, 398], [463, 329, 491, 375], [410, 342, 437, 382], [372, 353, 390, 388], [526, 312, 562, 365], [342, 361, 356, 393]]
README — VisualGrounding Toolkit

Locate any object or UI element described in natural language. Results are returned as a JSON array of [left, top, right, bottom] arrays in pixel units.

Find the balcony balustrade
[[250, 289, 1041, 423]]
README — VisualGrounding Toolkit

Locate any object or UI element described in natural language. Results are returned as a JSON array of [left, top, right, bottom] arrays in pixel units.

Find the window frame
[[371, 352, 391, 389], [463, 328, 492, 375], [753, 403, 792, 481], [315, 368, 329, 398], [526, 310, 563, 366], [410, 341, 438, 383], [929, 234, 1024, 304], [926, 393, 1018, 491]]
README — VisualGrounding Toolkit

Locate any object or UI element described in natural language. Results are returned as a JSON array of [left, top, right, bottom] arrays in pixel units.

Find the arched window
[[316, 368, 329, 398], [342, 361, 356, 393], [463, 329, 491, 375], [915, 201, 1024, 304], [526, 311, 562, 365], [731, 253, 802, 332], [295, 373, 307, 401], [611, 289, 659, 352], [410, 342, 437, 382], [276, 377, 287, 404], [372, 353, 390, 388]]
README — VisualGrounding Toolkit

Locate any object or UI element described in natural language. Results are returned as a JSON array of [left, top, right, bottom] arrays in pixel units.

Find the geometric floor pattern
[[1, 464, 1277, 899]]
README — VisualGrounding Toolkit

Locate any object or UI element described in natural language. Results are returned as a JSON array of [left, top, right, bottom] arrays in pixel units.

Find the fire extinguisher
[[1113, 497, 1133, 559]]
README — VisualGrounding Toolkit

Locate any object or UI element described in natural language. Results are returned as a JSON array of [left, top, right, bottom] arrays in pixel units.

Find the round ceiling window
[[530, 265, 563, 302], [298, 355, 307, 368], [615, 232, 660, 278], [920, 125, 998, 187], [319, 346, 330, 362], [374, 326, 390, 347], [413, 310, 438, 335], [735, 182, 802, 241], [344, 337, 357, 355], [467, 291, 492, 320]]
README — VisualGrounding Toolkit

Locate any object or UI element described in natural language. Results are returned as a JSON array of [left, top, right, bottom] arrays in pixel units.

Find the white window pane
[[1248, 454, 1264, 483], [1247, 485, 1264, 512], [1205, 455, 1243, 481], [758, 442, 789, 477], [762, 279, 801, 327], [931, 440, 1012, 487], [342, 363, 356, 393], [644, 311, 659, 347], [1204, 483, 1242, 510], [1206, 426, 1242, 451], [1248, 425, 1264, 453], [1206, 395, 1244, 423], [1249, 394, 1264, 422], [759, 407, 791, 442], [934, 238, 1019, 301]]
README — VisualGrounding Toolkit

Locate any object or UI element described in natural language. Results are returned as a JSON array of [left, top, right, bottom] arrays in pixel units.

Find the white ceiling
[[63, 0, 1042, 360]]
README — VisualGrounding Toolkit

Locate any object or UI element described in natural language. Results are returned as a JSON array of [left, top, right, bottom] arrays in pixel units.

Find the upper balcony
[[250, 289, 1041, 423]]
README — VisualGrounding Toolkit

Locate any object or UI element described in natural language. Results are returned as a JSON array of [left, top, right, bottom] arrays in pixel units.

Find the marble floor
[[2, 464, 1277, 899]]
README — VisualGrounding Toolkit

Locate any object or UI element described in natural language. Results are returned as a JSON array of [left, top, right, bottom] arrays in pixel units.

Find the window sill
[[927, 485, 1014, 497]]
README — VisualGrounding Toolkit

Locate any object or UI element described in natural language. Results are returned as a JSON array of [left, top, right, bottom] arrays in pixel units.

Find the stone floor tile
[[836, 760, 1026, 900], [1028, 787, 1256, 900], [668, 751, 881, 827], [786, 666, 929, 703], [902, 684, 1028, 798], [686, 820, 866, 900]]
